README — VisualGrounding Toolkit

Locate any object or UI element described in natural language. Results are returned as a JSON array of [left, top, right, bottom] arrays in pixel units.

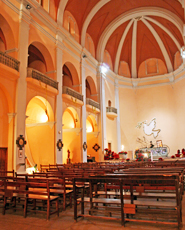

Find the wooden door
[[0, 148, 7, 173]]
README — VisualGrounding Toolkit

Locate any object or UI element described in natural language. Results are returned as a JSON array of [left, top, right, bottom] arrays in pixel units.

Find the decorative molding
[[63, 128, 82, 136], [7, 113, 16, 123], [26, 121, 56, 129]]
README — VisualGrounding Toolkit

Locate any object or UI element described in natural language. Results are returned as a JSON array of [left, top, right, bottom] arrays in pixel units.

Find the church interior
[[1, 0, 185, 229]]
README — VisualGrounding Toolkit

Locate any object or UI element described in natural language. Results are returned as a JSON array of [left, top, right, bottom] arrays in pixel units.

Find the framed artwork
[[156, 140, 163, 148]]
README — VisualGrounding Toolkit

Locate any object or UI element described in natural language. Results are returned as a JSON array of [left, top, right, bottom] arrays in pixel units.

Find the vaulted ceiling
[[56, 0, 185, 78]]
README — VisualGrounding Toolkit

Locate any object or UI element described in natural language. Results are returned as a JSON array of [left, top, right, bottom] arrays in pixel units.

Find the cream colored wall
[[26, 125, 55, 168], [118, 84, 177, 157], [174, 78, 185, 151]]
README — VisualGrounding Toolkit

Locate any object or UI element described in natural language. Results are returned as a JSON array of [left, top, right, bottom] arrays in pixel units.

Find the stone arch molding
[[96, 7, 184, 64]]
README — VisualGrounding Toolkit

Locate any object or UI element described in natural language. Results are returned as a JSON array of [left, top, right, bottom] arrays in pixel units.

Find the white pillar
[[55, 40, 63, 164], [97, 64, 106, 161], [14, 5, 31, 172], [81, 58, 87, 162], [115, 79, 121, 153]]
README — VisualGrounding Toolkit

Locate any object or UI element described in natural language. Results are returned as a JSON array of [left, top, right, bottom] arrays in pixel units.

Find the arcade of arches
[[1, 0, 185, 172]]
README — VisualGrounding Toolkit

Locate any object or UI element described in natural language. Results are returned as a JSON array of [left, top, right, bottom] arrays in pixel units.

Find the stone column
[[14, 4, 31, 172], [97, 64, 106, 161], [81, 58, 87, 162], [115, 79, 121, 153], [55, 39, 64, 164]]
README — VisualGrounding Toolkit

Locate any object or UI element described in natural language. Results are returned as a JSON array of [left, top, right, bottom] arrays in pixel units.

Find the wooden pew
[[73, 173, 182, 228], [2, 179, 59, 220]]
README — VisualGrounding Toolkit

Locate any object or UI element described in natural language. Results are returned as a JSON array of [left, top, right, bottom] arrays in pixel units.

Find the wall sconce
[[26, 4, 32, 10]]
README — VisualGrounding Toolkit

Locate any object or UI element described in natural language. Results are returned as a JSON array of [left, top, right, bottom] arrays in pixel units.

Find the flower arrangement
[[171, 155, 175, 158], [126, 158, 130, 162], [158, 157, 163, 161], [118, 151, 127, 155], [175, 154, 181, 157]]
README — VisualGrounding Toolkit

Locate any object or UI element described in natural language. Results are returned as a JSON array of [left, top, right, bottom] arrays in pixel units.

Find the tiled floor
[[0, 199, 185, 230]]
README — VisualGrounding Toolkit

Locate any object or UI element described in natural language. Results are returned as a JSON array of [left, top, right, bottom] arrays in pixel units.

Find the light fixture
[[121, 145, 124, 151], [40, 111, 48, 123], [101, 63, 109, 74], [26, 4, 31, 10], [181, 46, 185, 58]]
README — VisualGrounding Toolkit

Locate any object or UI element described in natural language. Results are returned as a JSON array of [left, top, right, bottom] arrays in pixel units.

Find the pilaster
[[97, 64, 106, 161], [55, 39, 64, 164], [14, 4, 31, 172], [81, 58, 87, 162], [115, 79, 121, 153]]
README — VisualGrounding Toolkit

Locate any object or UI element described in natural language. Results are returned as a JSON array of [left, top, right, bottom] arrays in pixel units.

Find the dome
[[63, 0, 184, 78]]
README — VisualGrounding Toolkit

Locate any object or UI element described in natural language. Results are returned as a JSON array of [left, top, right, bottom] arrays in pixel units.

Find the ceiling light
[[181, 46, 185, 58], [101, 63, 109, 74]]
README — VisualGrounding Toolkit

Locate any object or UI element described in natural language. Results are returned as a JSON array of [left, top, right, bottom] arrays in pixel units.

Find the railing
[[0, 51, 20, 71], [27, 68, 58, 90], [86, 98, 100, 110], [106, 106, 117, 114], [62, 86, 83, 102]]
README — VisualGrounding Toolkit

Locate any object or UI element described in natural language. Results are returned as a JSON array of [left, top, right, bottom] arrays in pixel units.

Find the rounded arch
[[81, 0, 111, 46], [63, 10, 80, 42], [26, 96, 54, 124], [86, 76, 98, 102], [25, 96, 55, 168], [86, 114, 98, 133], [28, 41, 55, 79], [138, 58, 167, 78], [63, 62, 80, 90], [62, 107, 80, 129], [57, 0, 68, 26], [0, 14, 16, 52]]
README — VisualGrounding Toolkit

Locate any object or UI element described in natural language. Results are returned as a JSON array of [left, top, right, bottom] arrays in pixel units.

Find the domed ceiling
[[58, 0, 185, 78]]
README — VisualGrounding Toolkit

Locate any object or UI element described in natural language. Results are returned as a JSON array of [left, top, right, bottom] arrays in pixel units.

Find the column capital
[[7, 113, 16, 124]]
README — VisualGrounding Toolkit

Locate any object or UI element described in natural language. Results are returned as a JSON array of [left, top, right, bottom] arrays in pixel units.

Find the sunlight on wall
[[86, 119, 93, 133]]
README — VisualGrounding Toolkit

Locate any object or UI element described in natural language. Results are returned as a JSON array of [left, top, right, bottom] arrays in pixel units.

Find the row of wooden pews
[[71, 161, 185, 229]]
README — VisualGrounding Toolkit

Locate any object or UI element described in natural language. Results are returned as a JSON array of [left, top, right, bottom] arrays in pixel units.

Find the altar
[[139, 147, 168, 159]]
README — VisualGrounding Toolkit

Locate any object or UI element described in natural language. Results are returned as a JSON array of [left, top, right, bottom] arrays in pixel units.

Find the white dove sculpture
[[142, 118, 160, 138]]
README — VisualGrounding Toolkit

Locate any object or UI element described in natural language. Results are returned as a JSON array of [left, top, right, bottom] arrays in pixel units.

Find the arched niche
[[28, 44, 47, 74], [118, 61, 131, 78], [138, 58, 167, 78], [62, 107, 80, 129], [0, 14, 16, 54], [86, 115, 98, 133], [62, 106, 81, 163], [86, 76, 98, 102], [25, 96, 55, 169], [28, 41, 55, 79], [63, 10, 80, 43], [174, 51, 182, 70], [63, 62, 80, 92]]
